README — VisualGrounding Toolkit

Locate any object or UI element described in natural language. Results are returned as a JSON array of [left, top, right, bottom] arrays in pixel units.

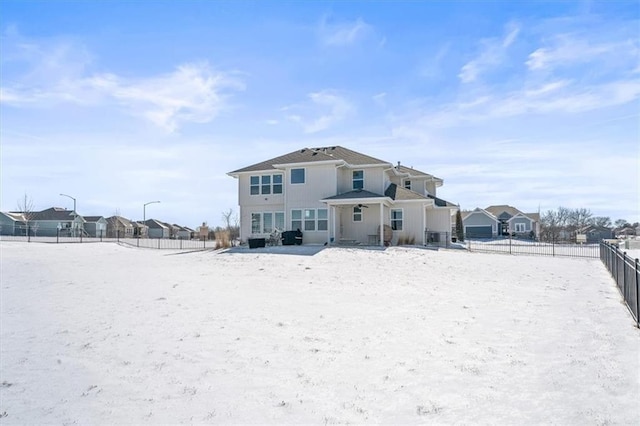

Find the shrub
[[215, 230, 231, 249]]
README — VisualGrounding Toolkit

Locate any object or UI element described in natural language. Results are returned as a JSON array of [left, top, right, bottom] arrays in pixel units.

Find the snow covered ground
[[1, 242, 638, 424]]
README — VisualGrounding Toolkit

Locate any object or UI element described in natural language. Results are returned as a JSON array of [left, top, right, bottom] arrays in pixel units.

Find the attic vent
[[301, 149, 306, 153], [312, 152, 318, 156]]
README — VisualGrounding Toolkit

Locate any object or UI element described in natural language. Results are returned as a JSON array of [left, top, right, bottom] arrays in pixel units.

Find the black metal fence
[[424, 231, 451, 248], [465, 235, 599, 258], [600, 241, 639, 328], [0, 235, 218, 250]]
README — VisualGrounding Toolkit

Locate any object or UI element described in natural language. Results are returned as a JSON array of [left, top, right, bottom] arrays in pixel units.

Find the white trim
[[390, 208, 404, 232]]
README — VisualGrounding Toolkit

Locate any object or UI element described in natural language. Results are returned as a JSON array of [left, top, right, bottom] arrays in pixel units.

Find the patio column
[[379, 202, 384, 247], [331, 206, 336, 246], [423, 206, 427, 246]]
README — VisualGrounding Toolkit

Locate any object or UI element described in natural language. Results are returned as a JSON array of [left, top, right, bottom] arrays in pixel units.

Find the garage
[[465, 226, 492, 239]]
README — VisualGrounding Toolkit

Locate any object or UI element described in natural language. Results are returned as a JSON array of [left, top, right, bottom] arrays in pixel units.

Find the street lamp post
[[143, 200, 161, 238], [60, 193, 77, 237]]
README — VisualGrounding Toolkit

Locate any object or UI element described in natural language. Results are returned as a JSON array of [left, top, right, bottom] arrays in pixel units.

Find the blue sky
[[1, 0, 638, 228]]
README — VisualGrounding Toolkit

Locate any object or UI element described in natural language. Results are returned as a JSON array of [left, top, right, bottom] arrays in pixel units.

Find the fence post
[[552, 237, 555, 257], [509, 233, 512, 254], [635, 258, 639, 329], [622, 251, 627, 299], [57, 228, 59, 244]]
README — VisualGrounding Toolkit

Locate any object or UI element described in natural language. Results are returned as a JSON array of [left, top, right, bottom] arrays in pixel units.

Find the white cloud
[[1, 34, 244, 132], [459, 21, 520, 83], [283, 90, 354, 133], [304, 91, 354, 133], [318, 16, 373, 46], [526, 34, 638, 71]]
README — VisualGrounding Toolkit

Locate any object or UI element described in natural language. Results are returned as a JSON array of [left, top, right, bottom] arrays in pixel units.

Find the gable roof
[[229, 146, 391, 174], [462, 207, 498, 221], [323, 189, 387, 201], [106, 216, 134, 227], [1, 212, 26, 222], [144, 219, 168, 229], [27, 207, 84, 222], [485, 205, 522, 218], [83, 216, 106, 222], [395, 165, 442, 183]]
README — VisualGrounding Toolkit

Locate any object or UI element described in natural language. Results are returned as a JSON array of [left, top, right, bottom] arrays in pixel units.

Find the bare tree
[[568, 208, 592, 232], [221, 208, 240, 246], [591, 216, 612, 228], [16, 193, 35, 241]]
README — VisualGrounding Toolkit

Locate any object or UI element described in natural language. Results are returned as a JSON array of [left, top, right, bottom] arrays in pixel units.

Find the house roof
[[384, 183, 429, 201], [144, 219, 168, 229], [83, 216, 105, 222], [229, 146, 391, 174], [485, 205, 523, 218], [462, 208, 497, 221], [426, 194, 457, 208], [323, 189, 387, 201], [27, 207, 84, 222], [1, 212, 26, 222], [106, 216, 134, 227], [395, 165, 442, 182]]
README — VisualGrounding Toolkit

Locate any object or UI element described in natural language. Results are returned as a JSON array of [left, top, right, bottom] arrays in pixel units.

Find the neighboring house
[[0, 212, 26, 236], [83, 216, 108, 238], [227, 146, 457, 246], [106, 216, 135, 238], [461, 208, 499, 238], [22, 207, 86, 237], [484, 205, 540, 238], [133, 221, 149, 238], [172, 224, 191, 240], [577, 225, 614, 243], [615, 226, 637, 238], [144, 219, 170, 239]]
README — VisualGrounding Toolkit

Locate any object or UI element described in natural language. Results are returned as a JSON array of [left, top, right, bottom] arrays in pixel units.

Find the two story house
[[462, 205, 540, 239], [228, 146, 457, 246]]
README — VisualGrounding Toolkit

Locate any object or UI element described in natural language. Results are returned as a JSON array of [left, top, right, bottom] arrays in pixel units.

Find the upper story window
[[291, 168, 305, 184], [353, 170, 364, 190], [250, 174, 283, 195], [404, 180, 411, 190]]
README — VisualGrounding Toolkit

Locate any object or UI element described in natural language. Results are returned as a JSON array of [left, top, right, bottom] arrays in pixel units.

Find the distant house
[[0, 212, 26, 236], [144, 219, 169, 239], [106, 216, 135, 238], [83, 216, 108, 238], [615, 226, 636, 238], [461, 208, 499, 238], [133, 221, 149, 238], [24, 207, 86, 237], [484, 205, 540, 238], [577, 225, 614, 243], [172, 224, 191, 240]]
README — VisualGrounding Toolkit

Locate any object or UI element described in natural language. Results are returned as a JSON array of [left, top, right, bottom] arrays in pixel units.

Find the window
[[291, 210, 302, 231], [353, 206, 363, 222], [353, 170, 364, 190], [291, 168, 305, 184], [514, 223, 526, 232], [391, 209, 403, 231], [251, 213, 262, 234], [263, 212, 273, 233], [318, 209, 328, 231], [275, 212, 285, 230], [250, 174, 283, 195], [404, 180, 411, 190], [261, 175, 271, 194], [251, 212, 284, 234], [291, 208, 327, 232], [250, 176, 260, 195], [304, 209, 316, 231], [273, 174, 283, 194]]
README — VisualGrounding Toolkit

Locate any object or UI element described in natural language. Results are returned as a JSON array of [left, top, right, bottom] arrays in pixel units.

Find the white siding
[[426, 208, 452, 233]]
